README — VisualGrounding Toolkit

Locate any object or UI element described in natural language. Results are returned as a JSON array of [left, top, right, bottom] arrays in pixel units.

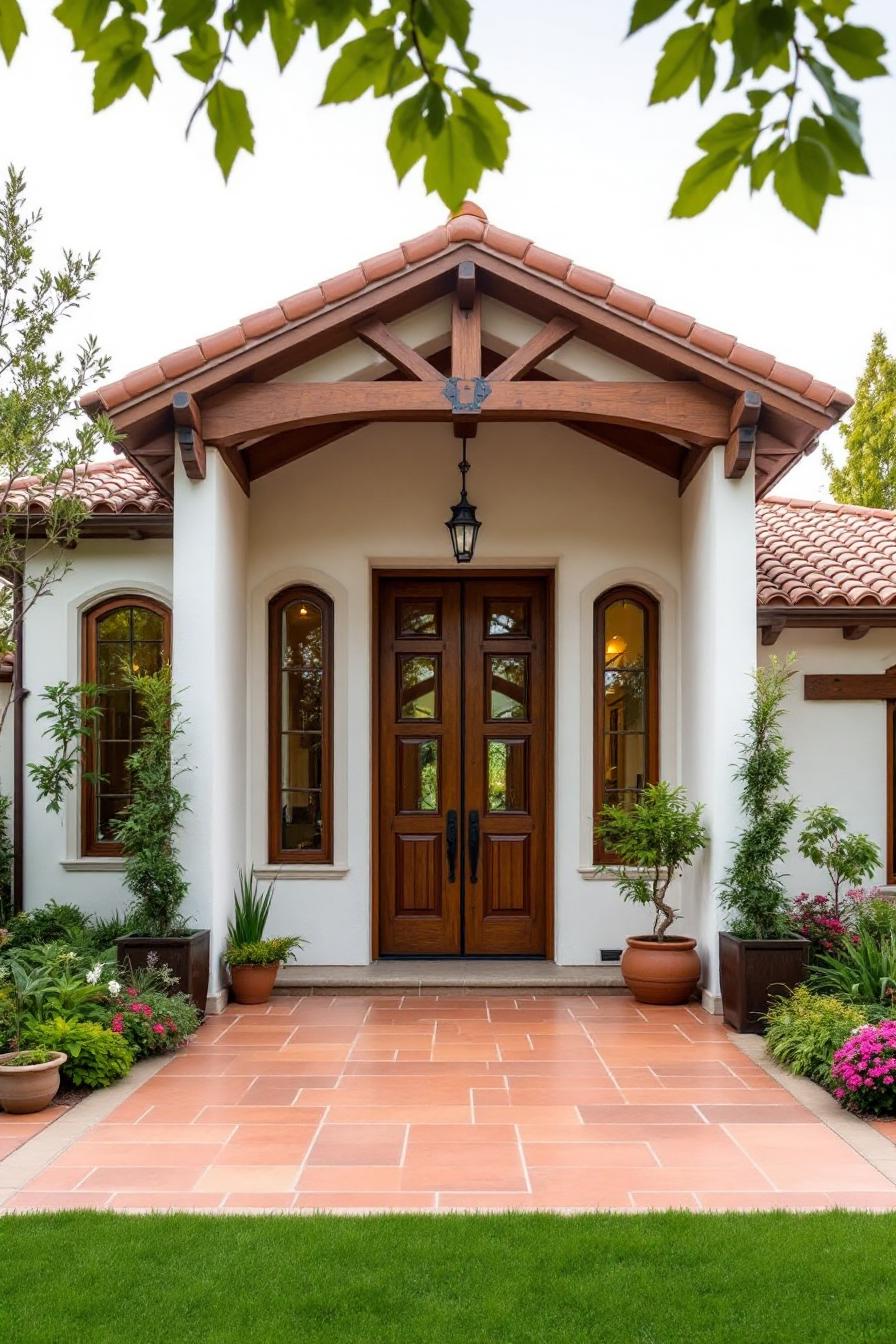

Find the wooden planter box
[[719, 932, 809, 1034], [116, 930, 210, 1016]]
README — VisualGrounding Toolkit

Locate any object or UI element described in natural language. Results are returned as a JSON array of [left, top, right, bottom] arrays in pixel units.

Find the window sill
[[252, 865, 350, 881], [578, 866, 655, 882], [61, 858, 126, 873]]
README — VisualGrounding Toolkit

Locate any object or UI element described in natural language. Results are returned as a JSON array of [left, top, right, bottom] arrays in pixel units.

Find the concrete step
[[276, 961, 627, 996]]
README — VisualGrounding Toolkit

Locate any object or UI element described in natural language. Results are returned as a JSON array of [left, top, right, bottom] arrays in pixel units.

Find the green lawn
[[3, 1211, 894, 1343]]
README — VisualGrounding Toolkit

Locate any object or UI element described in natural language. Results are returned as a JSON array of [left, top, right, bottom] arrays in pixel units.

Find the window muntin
[[594, 587, 659, 863], [82, 597, 170, 856], [269, 587, 333, 863]]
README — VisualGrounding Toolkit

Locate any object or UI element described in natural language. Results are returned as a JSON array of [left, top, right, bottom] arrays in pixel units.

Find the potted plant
[[0, 1047, 67, 1114], [597, 781, 709, 1005], [113, 669, 209, 1014], [719, 655, 809, 1033], [224, 867, 305, 1005]]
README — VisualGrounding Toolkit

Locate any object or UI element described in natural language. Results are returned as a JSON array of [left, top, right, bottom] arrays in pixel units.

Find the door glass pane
[[398, 738, 439, 812], [399, 655, 439, 720], [397, 600, 440, 637], [489, 655, 528, 720], [486, 600, 529, 637], [602, 599, 647, 810], [282, 732, 322, 791], [487, 739, 527, 812], [280, 789, 322, 851]]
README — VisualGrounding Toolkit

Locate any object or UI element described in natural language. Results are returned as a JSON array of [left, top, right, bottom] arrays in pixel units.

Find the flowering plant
[[832, 1021, 896, 1116], [791, 893, 858, 958], [103, 983, 199, 1057]]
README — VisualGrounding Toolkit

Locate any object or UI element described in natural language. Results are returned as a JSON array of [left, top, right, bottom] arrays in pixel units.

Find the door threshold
[[277, 960, 626, 995]]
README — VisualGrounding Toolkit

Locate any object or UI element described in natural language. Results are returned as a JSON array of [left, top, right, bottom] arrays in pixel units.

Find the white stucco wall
[[19, 539, 172, 916], [245, 419, 684, 966], [761, 628, 896, 896]]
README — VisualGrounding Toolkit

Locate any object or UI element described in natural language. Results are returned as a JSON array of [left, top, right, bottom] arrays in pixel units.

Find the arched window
[[82, 596, 171, 856], [594, 586, 659, 863], [268, 586, 333, 863]]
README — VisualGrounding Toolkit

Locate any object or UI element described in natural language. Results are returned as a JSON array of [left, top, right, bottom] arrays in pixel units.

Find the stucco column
[[681, 445, 756, 1009], [172, 450, 248, 1007]]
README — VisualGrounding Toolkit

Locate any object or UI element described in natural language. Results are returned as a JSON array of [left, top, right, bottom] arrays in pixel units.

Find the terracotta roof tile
[[83, 201, 852, 427], [757, 497, 896, 607], [1, 459, 171, 518]]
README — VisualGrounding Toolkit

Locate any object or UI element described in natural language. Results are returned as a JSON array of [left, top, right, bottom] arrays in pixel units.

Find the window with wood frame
[[82, 596, 171, 856], [269, 586, 334, 864], [593, 586, 659, 863]]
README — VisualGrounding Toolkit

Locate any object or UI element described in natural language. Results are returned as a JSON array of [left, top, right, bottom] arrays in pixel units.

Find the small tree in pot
[[113, 669, 209, 1014], [718, 654, 807, 1033], [597, 782, 709, 1005]]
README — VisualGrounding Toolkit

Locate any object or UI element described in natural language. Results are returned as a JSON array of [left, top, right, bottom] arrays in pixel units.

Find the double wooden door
[[377, 575, 550, 956]]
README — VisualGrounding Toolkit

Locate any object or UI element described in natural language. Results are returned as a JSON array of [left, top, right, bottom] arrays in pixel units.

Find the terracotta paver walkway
[[0, 1106, 67, 1161], [5, 994, 896, 1213]]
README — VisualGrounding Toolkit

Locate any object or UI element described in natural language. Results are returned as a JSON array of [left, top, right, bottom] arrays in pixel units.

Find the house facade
[[6, 203, 894, 1013]]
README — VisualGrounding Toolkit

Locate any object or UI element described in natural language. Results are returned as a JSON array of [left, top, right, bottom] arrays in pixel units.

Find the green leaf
[[823, 24, 888, 81], [628, 0, 679, 35], [773, 137, 835, 229], [422, 113, 480, 210], [206, 81, 255, 179], [697, 111, 760, 154], [159, 0, 214, 40], [455, 87, 509, 171], [387, 88, 429, 182], [320, 28, 395, 104], [268, 7, 302, 70], [669, 149, 740, 218], [175, 21, 220, 80], [749, 135, 783, 191], [427, 0, 471, 48], [0, 0, 26, 63], [52, 0, 110, 52], [698, 41, 716, 102], [813, 110, 868, 175], [650, 24, 710, 103]]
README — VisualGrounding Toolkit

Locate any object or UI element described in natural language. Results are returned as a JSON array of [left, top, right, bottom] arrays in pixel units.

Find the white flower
[[107, 979, 121, 997], [85, 963, 103, 985]]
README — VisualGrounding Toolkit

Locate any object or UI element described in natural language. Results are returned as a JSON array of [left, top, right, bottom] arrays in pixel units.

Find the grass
[[3, 1211, 896, 1342]]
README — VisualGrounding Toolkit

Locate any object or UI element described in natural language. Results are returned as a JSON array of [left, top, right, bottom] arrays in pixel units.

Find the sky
[[1, 1, 894, 498]]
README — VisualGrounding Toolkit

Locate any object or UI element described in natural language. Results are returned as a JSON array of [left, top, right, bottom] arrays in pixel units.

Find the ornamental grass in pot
[[225, 868, 306, 1005], [597, 782, 709, 1006], [719, 655, 809, 1033]]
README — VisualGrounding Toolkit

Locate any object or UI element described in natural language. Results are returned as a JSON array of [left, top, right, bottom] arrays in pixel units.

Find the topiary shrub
[[765, 985, 867, 1085], [25, 1016, 134, 1088]]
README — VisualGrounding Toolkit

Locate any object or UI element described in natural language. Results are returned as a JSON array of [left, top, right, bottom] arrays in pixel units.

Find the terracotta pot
[[0, 1051, 67, 1114], [621, 936, 701, 1006], [230, 962, 280, 1005]]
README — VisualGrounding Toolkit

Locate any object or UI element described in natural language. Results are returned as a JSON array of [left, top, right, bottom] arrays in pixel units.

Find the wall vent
[[599, 948, 622, 964]]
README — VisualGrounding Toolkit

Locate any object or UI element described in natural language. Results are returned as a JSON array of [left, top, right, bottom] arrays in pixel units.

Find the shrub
[[718, 656, 800, 940], [832, 1021, 896, 1116], [856, 895, 896, 942], [5, 902, 90, 947], [595, 782, 708, 939], [791, 893, 857, 959], [25, 1017, 134, 1088], [225, 937, 304, 967], [810, 928, 896, 1006], [104, 986, 199, 1056], [766, 985, 867, 1085]]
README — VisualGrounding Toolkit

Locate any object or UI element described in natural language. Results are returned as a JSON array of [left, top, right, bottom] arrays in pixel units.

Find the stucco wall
[[761, 628, 896, 897]]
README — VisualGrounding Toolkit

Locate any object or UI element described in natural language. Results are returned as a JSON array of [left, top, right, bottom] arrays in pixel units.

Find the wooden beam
[[678, 444, 713, 495], [245, 422, 367, 480], [172, 391, 206, 480], [725, 390, 761, 479], [456, 260, 476, 311], [202, 380, 731, 448], [452, 267, 480, 378], [805, 673, 896, 701], [354, 319, 442, 381], [217, 444, 250, 496], [563, 420, 684, 478], [490, 318, 577, 382], [842, 624, 871, 641], [760, 616, 786, 646], [758, 605, 896, 632]]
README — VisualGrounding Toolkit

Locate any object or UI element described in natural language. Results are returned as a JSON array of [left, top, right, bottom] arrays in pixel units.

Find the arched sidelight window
[[594, 586, 659, 863], [82, 596, 171, 856], [268, 586, 334, 863]]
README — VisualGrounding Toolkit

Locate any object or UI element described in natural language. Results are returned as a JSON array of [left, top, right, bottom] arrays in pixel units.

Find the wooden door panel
[[481, 834, 531, 915]]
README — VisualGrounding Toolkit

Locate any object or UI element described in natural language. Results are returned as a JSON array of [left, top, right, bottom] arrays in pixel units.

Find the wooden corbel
[[725, 390, 761, 479], [172, 391, 206, 480]]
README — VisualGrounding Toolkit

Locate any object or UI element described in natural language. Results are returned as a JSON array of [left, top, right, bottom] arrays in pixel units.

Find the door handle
[[468, 810, 480, 884], [446, 810, 458, 883]]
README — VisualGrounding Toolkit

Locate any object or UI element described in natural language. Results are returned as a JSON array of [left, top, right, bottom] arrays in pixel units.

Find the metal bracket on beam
[[443, 376, 491, 430]]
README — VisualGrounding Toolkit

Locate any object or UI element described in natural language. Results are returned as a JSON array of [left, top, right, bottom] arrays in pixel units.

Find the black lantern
[[445, 435, 481, 564]]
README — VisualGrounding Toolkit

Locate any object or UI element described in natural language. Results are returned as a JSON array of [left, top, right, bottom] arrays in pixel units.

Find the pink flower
[[110, 1014, 124, 1033], [152, 1023, 165, 1034]]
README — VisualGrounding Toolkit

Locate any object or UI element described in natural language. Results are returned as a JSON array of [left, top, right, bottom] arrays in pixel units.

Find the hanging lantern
[[445, 435, 481, 564]]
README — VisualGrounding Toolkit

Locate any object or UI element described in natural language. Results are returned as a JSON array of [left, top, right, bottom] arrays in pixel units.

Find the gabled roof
[[757, 497, 896, 608], [81, 202, 851, 501], [3, 459, 171, 517]]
